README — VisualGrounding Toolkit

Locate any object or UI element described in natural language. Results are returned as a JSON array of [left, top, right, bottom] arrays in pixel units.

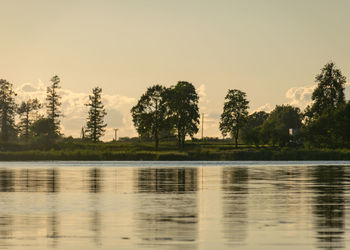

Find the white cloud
[[285, 84, 316, 110], [15, 81, 137, 140], [254, 103, 274, 113]]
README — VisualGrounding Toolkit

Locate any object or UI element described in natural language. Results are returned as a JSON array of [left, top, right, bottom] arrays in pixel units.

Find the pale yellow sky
[[1, 0, 350, 139]]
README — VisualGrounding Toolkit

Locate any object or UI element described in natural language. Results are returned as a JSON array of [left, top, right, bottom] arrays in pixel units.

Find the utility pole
[[114, 128, 119, 142], [81, 126, 85, 140], [201, 113, 204, 140]]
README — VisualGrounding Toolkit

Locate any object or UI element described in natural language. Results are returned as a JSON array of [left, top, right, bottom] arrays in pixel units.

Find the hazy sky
[[1, 0, 350, 139]]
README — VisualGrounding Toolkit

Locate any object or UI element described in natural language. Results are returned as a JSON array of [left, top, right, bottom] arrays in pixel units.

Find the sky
[[1, 0, 350, 140]]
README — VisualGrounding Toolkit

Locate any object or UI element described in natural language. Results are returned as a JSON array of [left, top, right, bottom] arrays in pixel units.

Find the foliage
[[131, 85, 168, 150], [165, 81, 200, 148], [85, 87, 107, 142], [241, 111, 269, 147], [261, 105, 301, 147], [219, 89, 249, 147], [0, 79, 17, 142], [305, 62, 346, 121], [301, 102, 350, 148], [17, 98, 41, 140], [46, 75, 62, 138]]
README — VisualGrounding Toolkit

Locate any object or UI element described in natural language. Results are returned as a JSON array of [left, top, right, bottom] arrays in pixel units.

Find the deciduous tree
[[219, 89, 249, 147], [261, 105, 301, 147], [165, 81, 200, 148], [131, 85, 167, 150], [306, 62, 346, 121]]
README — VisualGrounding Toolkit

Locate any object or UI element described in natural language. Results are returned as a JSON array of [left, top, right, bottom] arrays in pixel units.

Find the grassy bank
[[1, 146, 350, 161]]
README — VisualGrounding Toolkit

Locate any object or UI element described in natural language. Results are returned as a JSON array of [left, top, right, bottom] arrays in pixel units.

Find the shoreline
[[1, 148, 350, 161]]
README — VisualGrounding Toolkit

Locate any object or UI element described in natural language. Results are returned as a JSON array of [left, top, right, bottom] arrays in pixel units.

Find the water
[[0, 161, 349, 249]]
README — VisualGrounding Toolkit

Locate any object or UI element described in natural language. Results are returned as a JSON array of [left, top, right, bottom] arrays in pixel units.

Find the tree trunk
[[155, 130, 159, 151], [234, 129, 239, 148], [178, 133, 181, 148]]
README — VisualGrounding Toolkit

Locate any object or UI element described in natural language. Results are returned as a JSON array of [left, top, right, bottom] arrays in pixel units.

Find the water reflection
[[0, 164, 346, 249], [221, 167, 248, 243], [134, 168, 198, 246], [310, 166, 346, 250]]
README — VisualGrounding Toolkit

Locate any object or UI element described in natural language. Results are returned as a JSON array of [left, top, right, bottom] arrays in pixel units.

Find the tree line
[[0, 76, 107, 147], [0, 61, 349, 150], [131, 62, 350, 150]]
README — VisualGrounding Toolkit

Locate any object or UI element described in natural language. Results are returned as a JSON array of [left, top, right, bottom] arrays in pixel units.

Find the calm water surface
[[0, 161, 349, 249]]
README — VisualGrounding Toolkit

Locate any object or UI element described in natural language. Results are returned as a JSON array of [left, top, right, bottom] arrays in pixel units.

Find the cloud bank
[[15, 81, 136, 140]]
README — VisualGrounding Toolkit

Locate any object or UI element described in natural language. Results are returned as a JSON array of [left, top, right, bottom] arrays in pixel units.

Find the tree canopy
[[219, 89, 249, 147], [306, 62, 346, 120], [131, 85, 168, 150], [166, 81, 200, 148], [261, 105, 301, 146]]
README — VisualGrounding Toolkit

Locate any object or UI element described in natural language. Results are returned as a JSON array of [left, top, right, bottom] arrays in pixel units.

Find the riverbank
[[1, 147, 350, 161]]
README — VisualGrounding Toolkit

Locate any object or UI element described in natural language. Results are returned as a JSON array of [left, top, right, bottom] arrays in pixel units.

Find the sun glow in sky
[[1, 0, 350, 139]]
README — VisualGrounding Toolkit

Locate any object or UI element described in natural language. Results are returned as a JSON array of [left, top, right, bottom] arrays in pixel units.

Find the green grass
[[0, 144, 350, 161], [0, 140, 350, 161]]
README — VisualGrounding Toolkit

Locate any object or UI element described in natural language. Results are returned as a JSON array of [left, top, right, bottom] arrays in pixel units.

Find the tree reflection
[[89, 168, 102, 193], [47, 169, 59, 193], [88, 168, 102, 246], [221, 167, 248, 243], [0, 169, 14, 192], [134, 168, 198, 246], [310, 166, 345, 249]]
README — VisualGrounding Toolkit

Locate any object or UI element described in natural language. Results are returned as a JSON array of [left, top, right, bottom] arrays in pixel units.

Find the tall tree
[[165, 81, 200, 148], [219, 89, 249, 147], [0, 79, 17, 142], [131, 85, 167, 150], [261, 105, 301, 147], [46, 75, 62, 138], [306, 62, 346, 120], [85, 87, 107, 142], [17, 98, 41, 141]]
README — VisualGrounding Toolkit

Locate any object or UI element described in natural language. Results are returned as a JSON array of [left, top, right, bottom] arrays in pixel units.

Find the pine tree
[[46, 75, 62, 138], [17, 98, 41, 140], [85, 87, 107, 142], [0, 79, 17, 142]]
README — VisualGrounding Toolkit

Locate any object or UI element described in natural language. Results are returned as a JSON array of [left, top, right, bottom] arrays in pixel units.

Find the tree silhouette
[[219, 89, 249, 147], [0, 79, 17, 142], [165, 81, 200, 148], [306, 62, 346, 121], [131, 85, 167, 150], [46, 75, 62, 138], [85, 87, 107, 142], [17, 98, 41, 141], [261, 105, 301, 146]]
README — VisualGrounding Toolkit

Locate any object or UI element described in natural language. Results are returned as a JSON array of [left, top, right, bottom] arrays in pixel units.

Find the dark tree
[[261, 105, 301, 147], [17, 99, 41, 141], [31, 117, 54, 137], [131, 85, 167, 150], [219, 89, 249, 148], [85, 87, 107, 142], [46, 75, 62, 138], [0, 79, 17, 142], [301, 102, 350, 148], [241, 111, 269, 147], [165, 81, 200, 148], [306, 62, 346, 120]]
